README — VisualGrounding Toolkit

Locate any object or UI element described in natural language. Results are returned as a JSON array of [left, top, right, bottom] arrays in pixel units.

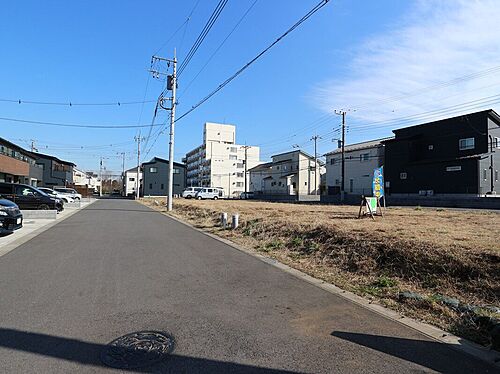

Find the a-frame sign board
[[358, 196, 384, 220]]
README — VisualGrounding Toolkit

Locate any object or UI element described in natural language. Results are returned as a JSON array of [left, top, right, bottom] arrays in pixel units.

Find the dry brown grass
[[142, 198, 500, 346]]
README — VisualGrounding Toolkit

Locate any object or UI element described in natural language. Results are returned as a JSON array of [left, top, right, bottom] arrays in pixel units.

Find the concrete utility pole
[[99, 157, 103, 197], [151, 52, 177, 211], [30, 140, 38, 153], [241, 145, 251, 197], [335, 110, 347, 202], [118, 152, 126, 195], [134, 134, 144, 200], [311, 134, 322, 195]]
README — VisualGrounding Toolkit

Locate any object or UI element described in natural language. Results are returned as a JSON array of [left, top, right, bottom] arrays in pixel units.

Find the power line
[[175, 0, 331, 123], [177, 0, 229, 77], [0, 98, 156, 106], [0, 116, 167, 129], [179, 0, 259, 99]]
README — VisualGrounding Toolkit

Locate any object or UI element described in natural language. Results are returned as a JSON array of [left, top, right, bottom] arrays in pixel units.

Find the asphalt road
[[0, 199, 495, 373]]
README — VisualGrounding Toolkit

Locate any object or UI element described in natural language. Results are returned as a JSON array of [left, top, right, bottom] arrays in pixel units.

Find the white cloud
[[312, 0, 500, 135]]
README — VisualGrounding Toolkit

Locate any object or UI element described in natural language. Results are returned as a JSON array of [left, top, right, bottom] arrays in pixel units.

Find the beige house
[[184, 122, 260, 197], [249, 150, 324, 195]]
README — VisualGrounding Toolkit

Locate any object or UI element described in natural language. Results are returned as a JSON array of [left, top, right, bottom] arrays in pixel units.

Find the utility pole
[[335, 110, 347, 202], [118, 152, 126, 195], [241, 145, 251, 197], [310, 134, 322, 195], [99, 157, 103, 197], [134, 134, 144, 200], [152, 52, 177, 211], [30, 140, 38, 153]]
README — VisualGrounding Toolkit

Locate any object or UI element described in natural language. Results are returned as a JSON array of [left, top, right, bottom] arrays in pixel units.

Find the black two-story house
[[384, 109, 500, 196]]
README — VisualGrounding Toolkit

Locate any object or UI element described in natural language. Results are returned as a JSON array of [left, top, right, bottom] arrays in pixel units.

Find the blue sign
[[373, 166, 384, 198]]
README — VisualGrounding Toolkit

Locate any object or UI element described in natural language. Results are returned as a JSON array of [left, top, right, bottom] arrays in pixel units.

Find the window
[[278, 181, 282, 187], [236, 182, 243, 187], [330, 158, 336, 165], [229, 155, 237, 160], [459, 137, 475, 150], [236, 172, 244, 178], [400, 172, 407, 180], [149, 183, 153, 189], [150, 167, 158, 173], [349, 179, 354, 193], [360, 153, 369, 162], [304, 181, 307, 186], [237, 163, 244, 168], [128, 177, 135, 182], [428, 145, 434, 150], [276, 166, 280, 170], [496, 170, 499, 181], [335, 179, 339, 185], [173, 168, 180, 174], [483, 169, 487, 180], [230, 147, 238, 153], [161, 184, 164, 189]]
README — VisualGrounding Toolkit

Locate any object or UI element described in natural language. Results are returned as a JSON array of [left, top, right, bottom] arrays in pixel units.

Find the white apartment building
[[122, 167, 142, 196], [325, 137, 392, 195], [184, 122, 260, 197], [249, 150, 324, 195]]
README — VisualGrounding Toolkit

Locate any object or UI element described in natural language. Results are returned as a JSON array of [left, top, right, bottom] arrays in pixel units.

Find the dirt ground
[[142, 197, 500, 347]]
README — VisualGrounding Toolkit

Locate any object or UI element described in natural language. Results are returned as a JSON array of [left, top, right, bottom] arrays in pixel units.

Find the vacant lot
[[142, 198, 500, 347]]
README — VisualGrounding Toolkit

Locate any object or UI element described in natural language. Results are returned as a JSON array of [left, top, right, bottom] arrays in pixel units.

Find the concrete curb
[[20, 210, 58, 220], [0, 200, 97, 259], [160, 209, 500, 369]]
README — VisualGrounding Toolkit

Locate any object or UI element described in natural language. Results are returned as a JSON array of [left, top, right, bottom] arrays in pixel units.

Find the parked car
[[38, 187, 75, 203], [195, 187, 224, 200], [0, 182, 64, 211], [53, 187, 82, 201], [239, 192, 254, 199], [0, 199, 23, 234], [182, 187, 203, 199]]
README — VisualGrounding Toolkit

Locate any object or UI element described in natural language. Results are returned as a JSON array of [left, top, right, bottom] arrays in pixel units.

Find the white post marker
[[232, 214, 239, 230], [221, 212, 228, 229]]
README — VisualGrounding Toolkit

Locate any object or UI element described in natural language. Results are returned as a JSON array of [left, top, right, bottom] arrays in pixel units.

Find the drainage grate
[[100, 331, 175, 369]]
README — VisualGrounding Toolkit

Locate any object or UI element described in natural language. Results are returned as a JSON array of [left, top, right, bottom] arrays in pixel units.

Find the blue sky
[[1, 0, 499, 175]]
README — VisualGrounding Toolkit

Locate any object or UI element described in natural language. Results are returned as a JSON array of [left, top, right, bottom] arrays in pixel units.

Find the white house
[[249, 150, 324, 195], [122, 167, 142, 197], [184, 122, 260, 197], [73, 167, 101, 193], [325, 137, 392, 195]]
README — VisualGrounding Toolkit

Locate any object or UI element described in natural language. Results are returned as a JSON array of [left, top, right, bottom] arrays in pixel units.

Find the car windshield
[[32, 187, 49, 197]]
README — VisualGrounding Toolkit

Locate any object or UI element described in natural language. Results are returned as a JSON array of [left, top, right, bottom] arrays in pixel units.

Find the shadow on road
[[331, 331, 493, 374], [0, 328, 298, 373]]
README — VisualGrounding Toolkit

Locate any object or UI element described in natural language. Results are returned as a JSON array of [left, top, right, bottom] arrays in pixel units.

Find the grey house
[[384, 109, 500, 197], [142, 157, 186, 196], [29, 152, 76, 187]]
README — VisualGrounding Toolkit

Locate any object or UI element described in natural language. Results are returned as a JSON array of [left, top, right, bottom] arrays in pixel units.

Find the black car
[[0, 182, 64, 211], [0, 199, 23, 234]]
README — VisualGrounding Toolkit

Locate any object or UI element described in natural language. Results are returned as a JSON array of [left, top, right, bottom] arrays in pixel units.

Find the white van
[[182, 187, 203, 199], [195, 187, 224, 200]]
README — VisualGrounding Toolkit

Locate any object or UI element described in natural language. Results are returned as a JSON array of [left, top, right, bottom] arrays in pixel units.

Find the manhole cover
[[101, 331, 175, 369]]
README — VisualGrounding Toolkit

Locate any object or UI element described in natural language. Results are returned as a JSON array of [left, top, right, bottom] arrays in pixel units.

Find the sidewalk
[[0, 198, 95, 258]]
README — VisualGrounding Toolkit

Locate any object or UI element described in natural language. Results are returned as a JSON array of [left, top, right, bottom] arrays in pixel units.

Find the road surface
[[0, 199, 495, 373]]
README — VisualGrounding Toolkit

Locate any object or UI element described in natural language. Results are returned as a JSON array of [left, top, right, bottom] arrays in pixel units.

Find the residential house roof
[[270, 149, 325, 166], [248, 162, 272, 172], [325, 137, 393, 156], [0, 137, 36, 158], [389, 109, 500, 136], [142, 157, 185, 168], [28, 151, 76, 166]]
